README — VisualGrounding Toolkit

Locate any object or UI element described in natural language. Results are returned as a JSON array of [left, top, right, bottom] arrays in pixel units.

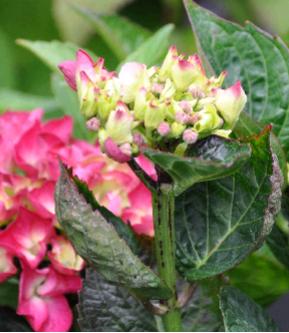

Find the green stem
[[152, 183, 182, 332]]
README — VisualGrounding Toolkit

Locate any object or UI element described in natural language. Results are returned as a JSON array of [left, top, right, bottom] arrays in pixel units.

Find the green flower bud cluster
[[60, 47, 247, 162]]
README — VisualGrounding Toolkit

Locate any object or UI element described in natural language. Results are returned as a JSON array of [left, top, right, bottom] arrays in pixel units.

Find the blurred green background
[[0, 0, 289, 107]]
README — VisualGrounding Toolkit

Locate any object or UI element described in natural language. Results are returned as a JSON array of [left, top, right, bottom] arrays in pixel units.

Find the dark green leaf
[[228, 244, 289, 306], [267, 224, 289, 269], [51, 74, 90, 140], [55, 164, 171, 300], [175, 130, 282, 280], [0, 279, 18, 309], [78, 268, 157, 332], [120, 24, 174, 68], [181, 282, 223, 332], [184, 0, 289, 156], [74, 7, 151, 60], [219, 286, 278, 331], [0, 307, 31, 332], [73, 175, 142, 255], [145, 135, 251, 196]]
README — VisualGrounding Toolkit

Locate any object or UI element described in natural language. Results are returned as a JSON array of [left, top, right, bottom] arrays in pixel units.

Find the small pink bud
[[157, 122, 170, 136], [183, 129, 198, 144], [175, 111, 190, 124], [104, 138, 131, 163], [152, 83, 164, 94], [189, 85, 205, 99], [189, 113, 200, 124], [133, 133, 145, 146], [86, 117, 100, 131], [179, 101, 192, 113]]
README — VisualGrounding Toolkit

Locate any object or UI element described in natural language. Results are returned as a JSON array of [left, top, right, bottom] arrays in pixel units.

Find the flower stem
[[152, 183, 182, 332]]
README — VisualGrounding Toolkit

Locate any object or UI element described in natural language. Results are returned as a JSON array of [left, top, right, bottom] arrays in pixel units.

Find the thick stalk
[[152, 183, 182, 332]]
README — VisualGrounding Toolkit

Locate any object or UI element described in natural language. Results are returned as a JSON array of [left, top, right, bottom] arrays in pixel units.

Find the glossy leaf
[[121, 24, 174, 68], [74, 7, 150, 60], [228, 244, 289, 306], [55, 164, 171, 300], [78, 268, 157, 332], [145, 135, 251, 196], [184, 0, 289, 156], [175, 130, 282, 280], [219, 286, 278, 331]]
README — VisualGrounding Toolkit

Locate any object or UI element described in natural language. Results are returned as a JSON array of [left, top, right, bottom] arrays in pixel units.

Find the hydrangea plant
[[53, 1, 285, 332], [3, 0, 289, 331]]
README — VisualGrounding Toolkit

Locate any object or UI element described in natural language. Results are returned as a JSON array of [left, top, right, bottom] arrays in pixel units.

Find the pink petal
[[104, 138, 131, 163], [0, 208, 54, 268], [41, 116, 73, 144], [58, 60, 77, 90]]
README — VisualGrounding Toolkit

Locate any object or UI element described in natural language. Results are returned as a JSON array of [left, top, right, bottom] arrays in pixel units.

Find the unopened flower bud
[[133, 132, 145, 146], [171, 122, 186, 138], [119, 62, 149, 103], [183, 129, 198, 144], [104, 138, 131, 163], [194, 104, 223, 133], [159, 46, 178, 79], [215, 81, 247, 128], [171, 55, 206, 91], [105, 106, 133, 144], [157, 122, 170, 136], [144, 102, 165, 129], [86, 117, 100, 131], [134, 87, 147, 121]]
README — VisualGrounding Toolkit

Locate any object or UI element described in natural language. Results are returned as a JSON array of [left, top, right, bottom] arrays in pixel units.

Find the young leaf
[[175, 130, 283, 280], [55, 164, 171, 300], [219, 286, 278, 331], [73, 7, 151, 60], [120, 24, 174, 68], [17, 40, 79, 72], [78, 268, 157, 332], [183, 0, 289, 156], [145, 136, 251, 196]]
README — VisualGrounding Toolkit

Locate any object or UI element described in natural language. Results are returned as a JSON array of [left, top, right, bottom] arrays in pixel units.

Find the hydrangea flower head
[[59, 47, 247, 162]]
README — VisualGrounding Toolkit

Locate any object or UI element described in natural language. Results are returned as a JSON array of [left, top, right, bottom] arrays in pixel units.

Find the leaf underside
[[55, 164, 171, 300]]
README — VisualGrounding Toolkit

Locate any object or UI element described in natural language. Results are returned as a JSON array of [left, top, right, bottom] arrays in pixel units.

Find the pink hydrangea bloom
[[0, 109, 155, 331]]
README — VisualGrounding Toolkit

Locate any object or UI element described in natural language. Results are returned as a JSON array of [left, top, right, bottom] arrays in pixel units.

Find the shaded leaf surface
[[145, 135, 251, 196], [175, 131, 282, 280], [55, 164, 171, 299], [0, 307, 31, 332], [184, 0, 289, 155], [78, 268, 157, 332], [219, 286, 278, 332]]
